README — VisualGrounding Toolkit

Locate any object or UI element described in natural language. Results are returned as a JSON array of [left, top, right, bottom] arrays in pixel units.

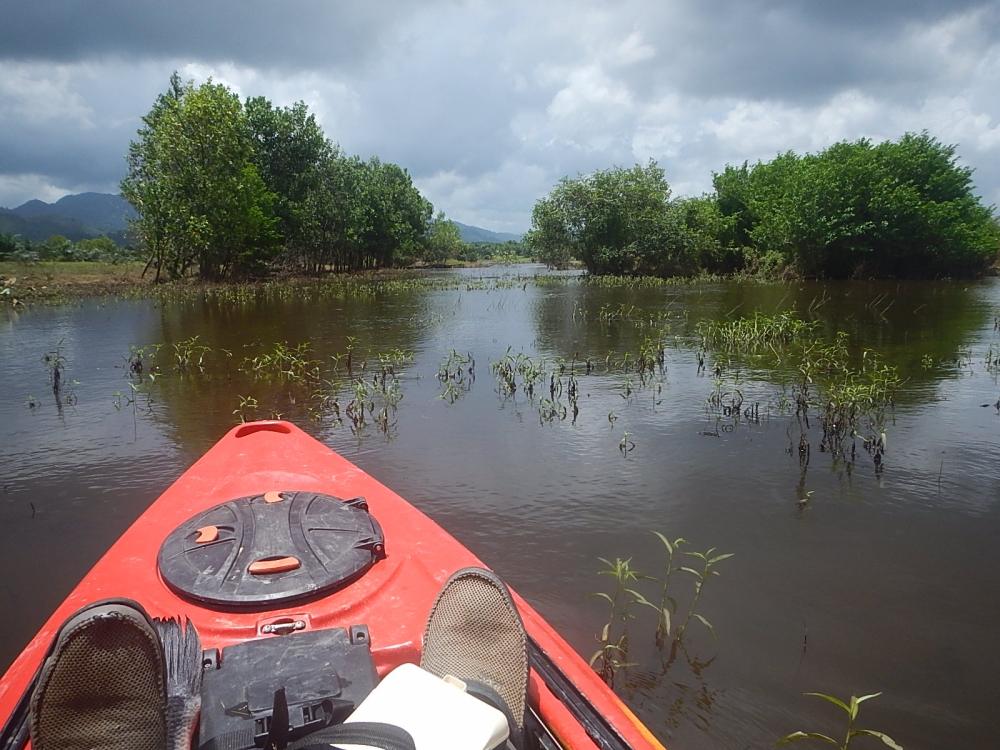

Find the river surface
[[1, 265, 998, 749]]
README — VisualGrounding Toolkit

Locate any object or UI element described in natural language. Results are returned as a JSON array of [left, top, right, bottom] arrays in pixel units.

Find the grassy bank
[[1, 261, 147, 304], [0, 259, 540, 306]]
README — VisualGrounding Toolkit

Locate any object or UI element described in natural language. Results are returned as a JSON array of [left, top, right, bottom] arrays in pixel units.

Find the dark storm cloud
[[0, 1, 419, 70], [604, 0, 1000, 103]]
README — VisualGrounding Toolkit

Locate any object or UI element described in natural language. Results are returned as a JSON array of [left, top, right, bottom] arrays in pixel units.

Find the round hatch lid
[[158, 491, 385, 608]]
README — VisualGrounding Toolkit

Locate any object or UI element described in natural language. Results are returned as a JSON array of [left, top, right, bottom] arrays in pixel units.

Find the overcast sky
[[1, 0, 999, 232]]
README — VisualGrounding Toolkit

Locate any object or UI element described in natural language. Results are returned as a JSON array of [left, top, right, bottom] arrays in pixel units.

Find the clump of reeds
[[584, 273, 727, 289], [239, 341, 319, 381], [232, 394, 259, 423], [437, 350, 475, 403], [124, 343, 162, 377], [172, 336, 212, 371], [697, 311, 817, 350]]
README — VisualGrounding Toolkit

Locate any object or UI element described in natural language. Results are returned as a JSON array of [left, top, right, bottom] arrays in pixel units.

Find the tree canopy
[[528, 134, 999, 279], [123, 75, 438, 280]]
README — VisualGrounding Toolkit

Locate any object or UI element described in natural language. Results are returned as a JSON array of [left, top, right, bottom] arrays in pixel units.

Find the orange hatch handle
[[194, 525, 219, 543], [248, 556, 301, 575]]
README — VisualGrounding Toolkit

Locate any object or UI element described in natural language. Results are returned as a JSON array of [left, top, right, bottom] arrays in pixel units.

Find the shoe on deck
[[29, 600, 167, 750], [420, 567, 529, 743]]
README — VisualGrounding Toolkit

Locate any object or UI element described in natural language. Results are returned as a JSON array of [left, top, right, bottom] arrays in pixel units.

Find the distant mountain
[[0, 192, 134, 244], [453, 221, 523, 244], [1, 192, 524, 248]]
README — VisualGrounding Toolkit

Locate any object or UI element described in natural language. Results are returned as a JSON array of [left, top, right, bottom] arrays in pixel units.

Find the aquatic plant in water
[[779, 692, 902, 749], [697, 312, 817, 350], [675, 547, 734, 640], [437, 350, 475, 403], [232, 394, 260, 423], [173, 336, 212, 371], [589, 557, 646, 686], [650, 532, 686, 644]]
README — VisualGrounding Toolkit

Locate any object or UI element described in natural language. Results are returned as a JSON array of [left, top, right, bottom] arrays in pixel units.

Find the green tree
[[647, 196, 736, 276], [124, 75, 437, 278], [245, 97, 331, 263], [121, 73, 185, 280], [294, 153, 434, 272], [360, 158, 432, 269], [297, 152, 369, 273], [424, 212, 464, 263], [74, 236, 121, 262], [712, 162, 754, 250], [0, 233, 22, 261], [41, 235, 73, 261], [728, 133, 1000, 278], [526, 161, 676, 274], [527, 199, 573, 268], [122, 75, 279, 280]]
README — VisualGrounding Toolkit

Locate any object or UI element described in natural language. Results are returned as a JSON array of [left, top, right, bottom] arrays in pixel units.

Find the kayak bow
[[0, 421, 665, 750]]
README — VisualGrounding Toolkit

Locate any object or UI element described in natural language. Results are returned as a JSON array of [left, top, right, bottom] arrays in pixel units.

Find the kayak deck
[[0, 421, 663, 750]]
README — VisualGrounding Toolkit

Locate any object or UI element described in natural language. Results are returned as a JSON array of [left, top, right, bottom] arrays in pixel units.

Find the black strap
[[293, 721, 416, 750], [264, 688, 290, 750]]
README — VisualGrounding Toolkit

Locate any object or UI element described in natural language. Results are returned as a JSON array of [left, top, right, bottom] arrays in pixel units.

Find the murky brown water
[[1, 266, 998, 749]]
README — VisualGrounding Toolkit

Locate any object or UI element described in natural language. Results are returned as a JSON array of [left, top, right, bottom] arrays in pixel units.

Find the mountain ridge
[[452, 221, 523, 244], [1, 192, 135, 243]]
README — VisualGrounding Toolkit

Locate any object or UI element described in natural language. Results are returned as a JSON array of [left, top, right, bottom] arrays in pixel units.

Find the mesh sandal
[[420, 567, 529, 745], [29, 599, 167, 750]]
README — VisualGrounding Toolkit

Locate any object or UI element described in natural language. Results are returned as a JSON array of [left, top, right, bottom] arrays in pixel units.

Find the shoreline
[[2, 259, 996, 306], [0, 259, 540, 305]]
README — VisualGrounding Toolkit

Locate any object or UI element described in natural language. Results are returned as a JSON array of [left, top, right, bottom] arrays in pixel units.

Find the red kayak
[[0, 421, 664, 750]]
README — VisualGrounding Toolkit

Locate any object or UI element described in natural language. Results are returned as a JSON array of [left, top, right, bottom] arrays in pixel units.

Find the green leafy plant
[[676, 547, 734, 639], [589, 557, 647, 685], [650, 532, 686, 644], [233, 394, 259, 423], [778, 691, 902, 749], [438, 349, 474, 403], [173, 335, 212, 371]]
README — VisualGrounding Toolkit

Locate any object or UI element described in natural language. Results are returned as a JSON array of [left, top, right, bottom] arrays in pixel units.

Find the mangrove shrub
[[717, 133, 1000, 278], [526, 162, 729, 275], [122, 75, 435, 280], [528, 134, 999, 279]]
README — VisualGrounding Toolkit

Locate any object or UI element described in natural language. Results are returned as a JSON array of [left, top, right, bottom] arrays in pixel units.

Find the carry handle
[[249, 556, 301, 575]]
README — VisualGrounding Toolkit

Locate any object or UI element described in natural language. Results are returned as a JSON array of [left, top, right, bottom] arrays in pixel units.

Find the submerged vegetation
[[696, 312, 817, 349]]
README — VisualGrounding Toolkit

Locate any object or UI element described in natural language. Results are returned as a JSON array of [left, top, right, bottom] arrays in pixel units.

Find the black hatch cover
[[157, 491, 385, 607]]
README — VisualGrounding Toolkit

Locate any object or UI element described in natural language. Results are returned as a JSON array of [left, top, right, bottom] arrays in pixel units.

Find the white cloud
[[0, 63, 95, 127], [416, 160, 551, 233]]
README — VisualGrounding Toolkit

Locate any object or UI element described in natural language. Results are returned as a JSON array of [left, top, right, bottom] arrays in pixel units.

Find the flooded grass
[[697, 311, 817, 349], [437, 350, 475, 403]]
